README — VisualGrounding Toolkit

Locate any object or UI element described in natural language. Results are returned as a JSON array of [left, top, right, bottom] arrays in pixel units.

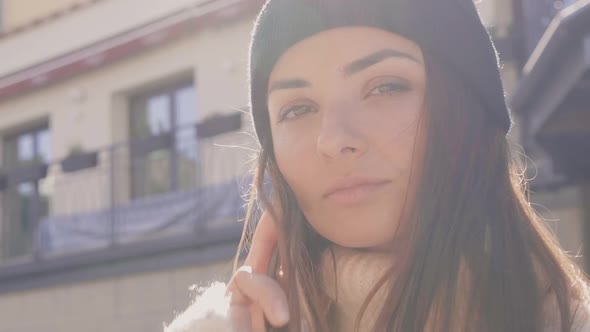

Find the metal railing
[[520, 0, 577, 58], [0, 112, 250, 266]]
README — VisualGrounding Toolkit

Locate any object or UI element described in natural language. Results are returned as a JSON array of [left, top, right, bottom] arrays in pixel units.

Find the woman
[[165, 0, 590, 331]]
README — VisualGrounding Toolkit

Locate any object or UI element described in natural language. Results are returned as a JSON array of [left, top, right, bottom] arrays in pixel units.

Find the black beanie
[[248, 0, 513, 143]]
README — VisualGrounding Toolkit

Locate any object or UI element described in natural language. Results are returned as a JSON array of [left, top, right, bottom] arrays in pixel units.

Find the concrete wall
[[0, 260, 233, 332]]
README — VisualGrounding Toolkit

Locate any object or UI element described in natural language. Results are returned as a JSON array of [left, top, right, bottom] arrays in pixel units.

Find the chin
[[308, 214, 397, 248], [321, 230, 395, 250]]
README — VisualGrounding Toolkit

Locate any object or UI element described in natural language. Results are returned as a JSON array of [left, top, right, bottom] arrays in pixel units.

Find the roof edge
[[0, 0, 264, 100]]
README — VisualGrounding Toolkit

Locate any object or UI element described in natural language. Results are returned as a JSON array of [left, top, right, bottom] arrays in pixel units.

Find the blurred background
[[0, 0, 587, 331]]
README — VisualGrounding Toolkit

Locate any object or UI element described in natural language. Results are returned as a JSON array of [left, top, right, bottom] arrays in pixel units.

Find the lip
[[323, 176, 392, 205]]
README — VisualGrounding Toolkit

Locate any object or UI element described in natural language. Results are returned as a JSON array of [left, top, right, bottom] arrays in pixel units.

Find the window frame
[[1, 124, 51, 262], [128, 78, 198, 199]]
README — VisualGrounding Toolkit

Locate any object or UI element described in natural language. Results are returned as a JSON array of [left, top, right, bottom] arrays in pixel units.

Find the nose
[[316, 105, 368, 160]]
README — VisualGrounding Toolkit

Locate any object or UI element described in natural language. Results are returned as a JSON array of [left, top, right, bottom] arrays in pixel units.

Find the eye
[[278, 104, 315, 122], [366, 81, 411, 98]]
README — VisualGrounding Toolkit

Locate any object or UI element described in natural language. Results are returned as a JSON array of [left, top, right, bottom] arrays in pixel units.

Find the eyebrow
[[343, 48, 422, 77], [267, 48, 422, 95], [268, 78, 311, 95]]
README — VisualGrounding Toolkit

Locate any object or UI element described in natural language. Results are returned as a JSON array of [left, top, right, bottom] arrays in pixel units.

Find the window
[[1, 126, 51, 261], [129, 80, 198, 199]]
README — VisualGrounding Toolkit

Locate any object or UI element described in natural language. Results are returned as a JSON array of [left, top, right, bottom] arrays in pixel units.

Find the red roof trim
[[0, 0, 263, 100]]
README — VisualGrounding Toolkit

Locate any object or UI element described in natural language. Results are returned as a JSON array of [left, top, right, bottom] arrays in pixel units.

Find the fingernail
[[237, 265, 253, 275]]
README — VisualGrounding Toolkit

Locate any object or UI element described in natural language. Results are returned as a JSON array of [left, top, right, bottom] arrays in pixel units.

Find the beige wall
[[0, 260, 233, 332], [0, 0, 226, 77], [475, 0, 513, 37], [2, 0, 82, 31]]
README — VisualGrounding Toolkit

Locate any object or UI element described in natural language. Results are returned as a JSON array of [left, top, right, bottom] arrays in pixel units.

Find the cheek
[[272, 131, 318, 204], [380, 109, 427, 212], [368, 102, 424, 171], [379, 123, 420, 173]]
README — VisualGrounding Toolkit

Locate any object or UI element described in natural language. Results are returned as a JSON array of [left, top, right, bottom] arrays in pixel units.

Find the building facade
[[0, 1, 261, 331], [0, 1, 587, 331]]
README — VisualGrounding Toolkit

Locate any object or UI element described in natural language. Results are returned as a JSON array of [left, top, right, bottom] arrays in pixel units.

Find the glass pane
[[17, 183, 35, 233], [3, 127, 49, 170], [1, 183, 36, 260], [131, 150, 172, 199], [174, 86, 198, 152], [3, 136, 18, 170], [175, 86, 197, 127], [17, 133, 35, 163], [147, 94, 171, 136], [174, 85, 199, 190], [36, 128, 51, 163], [131, 94, 171, 139]]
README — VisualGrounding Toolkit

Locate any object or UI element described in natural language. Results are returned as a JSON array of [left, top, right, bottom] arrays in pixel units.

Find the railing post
[[32, 184, 42, 262], [170, 129, 179, 192], [109, 147, 116, 247]]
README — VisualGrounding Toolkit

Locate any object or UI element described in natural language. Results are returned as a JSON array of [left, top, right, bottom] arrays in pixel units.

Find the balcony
[[517, 0, 579, 60], [0, 112, 248, 281]]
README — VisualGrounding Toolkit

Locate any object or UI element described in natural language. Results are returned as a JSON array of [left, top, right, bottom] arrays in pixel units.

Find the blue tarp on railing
[[38, 179, 248, 255]]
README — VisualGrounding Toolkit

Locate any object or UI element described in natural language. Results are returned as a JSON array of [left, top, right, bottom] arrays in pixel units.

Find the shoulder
[[163, 282, 232, 332]]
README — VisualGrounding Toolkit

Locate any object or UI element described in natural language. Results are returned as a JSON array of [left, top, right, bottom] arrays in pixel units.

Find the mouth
[[323, 178, 392, 205]]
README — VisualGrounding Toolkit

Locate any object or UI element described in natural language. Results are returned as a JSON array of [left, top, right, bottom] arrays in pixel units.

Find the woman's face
[[267, 26, 427, 250]]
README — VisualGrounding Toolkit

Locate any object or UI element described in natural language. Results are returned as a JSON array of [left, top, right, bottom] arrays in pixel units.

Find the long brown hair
[[235, 53, 590, 332]]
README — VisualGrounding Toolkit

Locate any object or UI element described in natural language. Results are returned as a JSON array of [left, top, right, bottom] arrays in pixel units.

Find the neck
[[319, 245, 395, 331]]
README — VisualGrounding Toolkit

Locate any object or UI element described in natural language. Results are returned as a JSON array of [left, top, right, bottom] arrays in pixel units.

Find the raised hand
[[227, 210, 289, 331]]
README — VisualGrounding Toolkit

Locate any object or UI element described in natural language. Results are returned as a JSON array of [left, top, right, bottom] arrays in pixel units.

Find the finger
[[244, 210, 279, 274], [227, 269, 272, 331], [231, 266, 289, 327], [226, 210, 279, 297], [228, 304, 252, 332], [227, 286, 266, 332], [250, 305, 266, 332]]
